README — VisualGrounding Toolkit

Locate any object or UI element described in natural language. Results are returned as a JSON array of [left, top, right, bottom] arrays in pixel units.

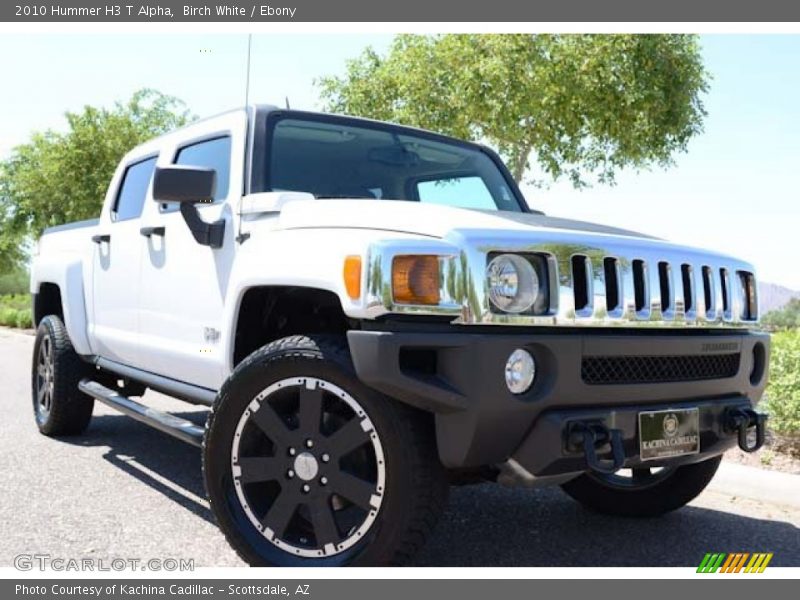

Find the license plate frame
[[638, 408, 700, 461]]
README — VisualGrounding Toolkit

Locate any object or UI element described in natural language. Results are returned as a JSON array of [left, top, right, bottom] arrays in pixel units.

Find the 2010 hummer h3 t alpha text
[[30, 106, 769, 566]]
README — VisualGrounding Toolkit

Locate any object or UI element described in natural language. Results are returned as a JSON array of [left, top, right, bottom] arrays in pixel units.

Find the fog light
[[505, 349, 535, 394]]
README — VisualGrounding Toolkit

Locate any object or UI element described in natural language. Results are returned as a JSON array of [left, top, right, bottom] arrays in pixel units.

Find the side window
[[416, 176, 496, 210], [113, 157, 157, 221], [175, 136, 232, 201]]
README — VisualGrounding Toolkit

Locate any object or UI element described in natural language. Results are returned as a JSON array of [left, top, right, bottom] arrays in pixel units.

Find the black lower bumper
[[347, 328, 770, 476], [515, 396, 751, 476]]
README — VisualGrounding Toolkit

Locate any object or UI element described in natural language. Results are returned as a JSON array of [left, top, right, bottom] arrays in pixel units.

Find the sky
[[1, 33, 798, 289]]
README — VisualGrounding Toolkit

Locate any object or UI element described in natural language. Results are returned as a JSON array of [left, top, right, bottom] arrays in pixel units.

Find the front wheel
[[560, 456, 722, 517], [203, 335, 448, 566]]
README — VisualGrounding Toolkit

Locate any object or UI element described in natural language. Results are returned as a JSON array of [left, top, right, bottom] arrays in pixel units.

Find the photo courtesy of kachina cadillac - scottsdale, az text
[[0, 5, 798, 586]]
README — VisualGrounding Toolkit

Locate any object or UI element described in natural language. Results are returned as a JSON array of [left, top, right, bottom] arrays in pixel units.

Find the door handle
[[91, 234, 111, 244], [140, 226, 166, 238]]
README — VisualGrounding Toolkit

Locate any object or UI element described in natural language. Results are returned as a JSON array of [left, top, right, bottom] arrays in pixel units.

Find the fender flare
[[31, 254, 92, 355]]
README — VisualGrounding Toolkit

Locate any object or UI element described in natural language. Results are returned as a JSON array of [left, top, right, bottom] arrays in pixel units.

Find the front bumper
[[347, 328, 770, 476]]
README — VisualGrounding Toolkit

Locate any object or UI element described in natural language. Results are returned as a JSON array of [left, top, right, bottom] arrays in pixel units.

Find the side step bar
[[78, 379, 204, 447], [92, 357, 217, 406]]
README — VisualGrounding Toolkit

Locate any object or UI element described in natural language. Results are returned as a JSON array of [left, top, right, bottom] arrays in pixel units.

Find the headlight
[[486, 254, 539, 313]]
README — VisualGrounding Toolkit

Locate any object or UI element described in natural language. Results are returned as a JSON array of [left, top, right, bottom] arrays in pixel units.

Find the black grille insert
[[582, 353, 740, 385]]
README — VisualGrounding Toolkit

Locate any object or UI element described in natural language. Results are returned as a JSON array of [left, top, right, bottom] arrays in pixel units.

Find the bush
[[764, 330, 800, 437], [0, 307, 18, 327], [0, 293, 33, 328], [0, 293, 30, 311], [14, 308, 32, 329], [762, 298, 800, 330]]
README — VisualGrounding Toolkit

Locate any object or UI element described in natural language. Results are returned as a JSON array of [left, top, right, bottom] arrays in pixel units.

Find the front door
[[135, 112, 246, 390]]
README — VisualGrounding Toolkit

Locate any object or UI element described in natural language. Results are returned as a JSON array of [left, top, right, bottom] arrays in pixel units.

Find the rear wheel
[[203, 335, 448, 566], [31, 315, 94, 436], [560, 456, 722, 517]]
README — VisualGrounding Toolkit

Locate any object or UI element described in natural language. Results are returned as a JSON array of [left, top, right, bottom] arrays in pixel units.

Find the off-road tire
[[560, 456, 722, 517], [203, 334, 448, 566], [31, 315, 94, 435]]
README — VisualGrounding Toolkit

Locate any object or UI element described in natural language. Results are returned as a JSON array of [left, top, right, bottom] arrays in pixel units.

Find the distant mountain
[[759, 282, 800, 314]]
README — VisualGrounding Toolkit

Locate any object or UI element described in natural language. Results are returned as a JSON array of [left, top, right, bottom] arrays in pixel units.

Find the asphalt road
[[1, 328, 798, 568]]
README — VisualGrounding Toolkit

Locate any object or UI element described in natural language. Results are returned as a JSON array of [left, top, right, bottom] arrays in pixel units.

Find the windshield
[[265, 116, 523, 212]]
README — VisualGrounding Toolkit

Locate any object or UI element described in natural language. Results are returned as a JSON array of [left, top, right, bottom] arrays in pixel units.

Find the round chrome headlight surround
[[486, 254, 540, 313]]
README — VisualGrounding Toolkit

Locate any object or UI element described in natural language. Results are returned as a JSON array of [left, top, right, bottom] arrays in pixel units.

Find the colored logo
[[697, 553, 773, 573]]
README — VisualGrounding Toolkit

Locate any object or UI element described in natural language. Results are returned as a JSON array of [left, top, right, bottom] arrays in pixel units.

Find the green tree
[[0, 89, 192, 271], [318, 34, 708, 186], [0, 267, 29, 295], [762, 298, 800, 330]]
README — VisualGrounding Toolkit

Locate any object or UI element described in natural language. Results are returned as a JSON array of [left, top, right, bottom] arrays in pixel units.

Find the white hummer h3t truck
[[30, 106, 769, 566]]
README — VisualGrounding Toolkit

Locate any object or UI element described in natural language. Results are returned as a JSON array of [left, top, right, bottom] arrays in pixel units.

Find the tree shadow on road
[[59, 412, 213, 524], [62, 414, 799, 567]]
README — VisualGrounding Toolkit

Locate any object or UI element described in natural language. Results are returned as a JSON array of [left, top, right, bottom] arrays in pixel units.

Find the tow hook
[[725, 407, 767, 453], [566, 421, 625, 474]]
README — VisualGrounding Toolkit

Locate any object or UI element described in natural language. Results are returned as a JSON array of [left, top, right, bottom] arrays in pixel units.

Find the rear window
[[113, 157, 157, 221]]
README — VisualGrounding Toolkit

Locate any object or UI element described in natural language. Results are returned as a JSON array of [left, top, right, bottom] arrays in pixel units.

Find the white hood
[[277, 199, 654, 241]]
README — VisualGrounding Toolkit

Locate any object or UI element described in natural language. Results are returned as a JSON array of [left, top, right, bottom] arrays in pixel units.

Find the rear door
[[91, 154, 157, 364]]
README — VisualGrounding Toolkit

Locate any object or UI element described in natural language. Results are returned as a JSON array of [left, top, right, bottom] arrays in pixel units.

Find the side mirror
[[152, 166, 224, 249], [153, 165, 216, 204]]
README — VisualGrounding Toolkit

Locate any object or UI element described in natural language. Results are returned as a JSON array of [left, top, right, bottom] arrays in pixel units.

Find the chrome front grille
[[364, 228, 760, 328], [565, 252, 757, 325]]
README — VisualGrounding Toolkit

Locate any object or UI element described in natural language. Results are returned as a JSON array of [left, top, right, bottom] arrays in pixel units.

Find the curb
[[0, 326, 34, 340], [710, 462, 800, 509], [0, 325, 35, 340]]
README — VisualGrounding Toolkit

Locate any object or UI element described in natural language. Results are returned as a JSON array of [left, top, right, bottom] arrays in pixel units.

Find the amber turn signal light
[[343, 255, 362, 299], [392, 255, 440, 305]]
